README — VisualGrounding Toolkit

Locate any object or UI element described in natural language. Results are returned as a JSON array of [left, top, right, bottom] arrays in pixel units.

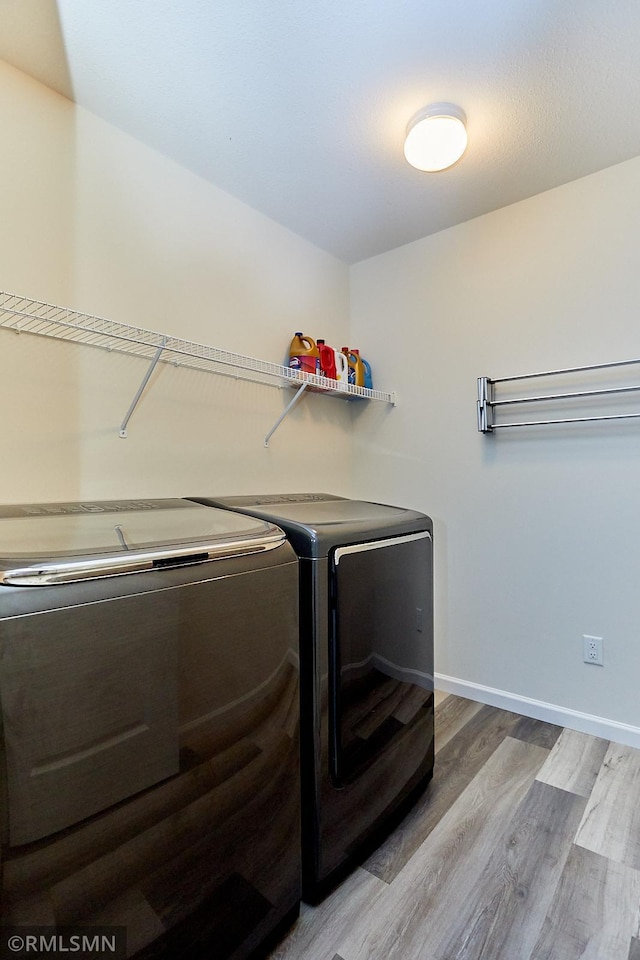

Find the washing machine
[[190, 493, 434, 902], [0, 498, 300, 959]]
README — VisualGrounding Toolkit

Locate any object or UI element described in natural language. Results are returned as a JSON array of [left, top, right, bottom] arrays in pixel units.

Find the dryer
[[190, 493, 434, 902], [0, 498, 300, 958]]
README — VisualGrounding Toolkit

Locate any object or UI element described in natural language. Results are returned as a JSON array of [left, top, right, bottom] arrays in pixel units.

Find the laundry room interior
[[1, 3, 640, 959]]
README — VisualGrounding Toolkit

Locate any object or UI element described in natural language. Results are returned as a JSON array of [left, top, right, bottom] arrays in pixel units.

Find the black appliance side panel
[[297, 557, 325, 899], [0, 558, 301, 960], [300, 531, 434, 900], [330, 532, 433, 787]]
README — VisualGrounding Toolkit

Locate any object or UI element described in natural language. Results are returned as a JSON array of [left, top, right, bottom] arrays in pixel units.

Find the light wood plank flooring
[[269, 693, 640, 960]]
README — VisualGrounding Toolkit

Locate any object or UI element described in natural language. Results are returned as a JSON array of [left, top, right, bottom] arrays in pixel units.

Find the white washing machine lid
[[0, 499, 285, 585]]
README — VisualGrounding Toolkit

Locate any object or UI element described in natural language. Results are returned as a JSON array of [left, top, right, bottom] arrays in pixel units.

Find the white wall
[[0, 60, 353, 503], [5, 55, 640, 739], [350, 156, 640, 736]]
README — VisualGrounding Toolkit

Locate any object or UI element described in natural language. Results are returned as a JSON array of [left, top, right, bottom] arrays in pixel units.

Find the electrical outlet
[[583, 634, 604, 666]]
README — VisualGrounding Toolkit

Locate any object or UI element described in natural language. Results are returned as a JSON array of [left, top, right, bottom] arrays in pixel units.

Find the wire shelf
[[0, 290, 395, 443]]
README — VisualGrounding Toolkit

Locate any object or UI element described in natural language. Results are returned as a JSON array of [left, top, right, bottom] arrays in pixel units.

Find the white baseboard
[[435, 673, 640, 749]]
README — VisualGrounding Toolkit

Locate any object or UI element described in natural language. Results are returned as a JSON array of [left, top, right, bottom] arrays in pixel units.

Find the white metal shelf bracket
[[119, 338, 167, 438], [264, 382, 309, 447]]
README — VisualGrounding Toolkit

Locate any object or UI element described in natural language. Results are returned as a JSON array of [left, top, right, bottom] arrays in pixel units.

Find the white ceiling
[[2, 0, 640, 263]]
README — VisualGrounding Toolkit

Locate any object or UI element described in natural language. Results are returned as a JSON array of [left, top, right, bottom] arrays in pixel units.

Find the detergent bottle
[[289, 332, 320, 376], [361, 357, 373, 390], [317, 339, 337, 379], [342, 347, 365, 387], [334, 349, 349, 384]]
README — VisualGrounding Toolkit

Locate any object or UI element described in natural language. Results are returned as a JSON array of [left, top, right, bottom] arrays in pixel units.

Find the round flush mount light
[[403, 103, 468, 172]]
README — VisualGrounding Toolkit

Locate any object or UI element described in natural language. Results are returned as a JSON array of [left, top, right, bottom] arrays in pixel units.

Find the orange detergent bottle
[[288, 333, 320, 376], [342, 347, 365, 387]]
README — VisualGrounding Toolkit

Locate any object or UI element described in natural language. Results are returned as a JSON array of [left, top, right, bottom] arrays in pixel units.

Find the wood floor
[[268, 692, 640, 960]]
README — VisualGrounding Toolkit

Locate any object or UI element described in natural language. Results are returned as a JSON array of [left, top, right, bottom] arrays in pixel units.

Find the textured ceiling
[[2, 0, 640, 263]]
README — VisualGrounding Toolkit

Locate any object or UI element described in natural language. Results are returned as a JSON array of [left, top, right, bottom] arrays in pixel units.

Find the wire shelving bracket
[[0, 291, 396, 445]]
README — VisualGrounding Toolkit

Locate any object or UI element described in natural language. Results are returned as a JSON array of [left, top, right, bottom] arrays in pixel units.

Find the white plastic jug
[[334, 349, 349, 384]]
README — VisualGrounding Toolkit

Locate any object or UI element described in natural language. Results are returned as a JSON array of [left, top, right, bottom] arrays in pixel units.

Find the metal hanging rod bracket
[[487, 412, 640, 430], [490, 383, 640, 408], [478, 357, 640, 434], [477, 377, 493, 432], [488, 356, 640, 385]]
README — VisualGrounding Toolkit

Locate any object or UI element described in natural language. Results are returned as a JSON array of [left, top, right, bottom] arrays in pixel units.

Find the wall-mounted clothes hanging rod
[[0, 290, 396, 444], [477, 356, 640, 433]]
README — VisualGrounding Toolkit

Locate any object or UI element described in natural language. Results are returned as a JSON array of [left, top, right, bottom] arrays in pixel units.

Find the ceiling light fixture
[[403, 103, 467, 172]]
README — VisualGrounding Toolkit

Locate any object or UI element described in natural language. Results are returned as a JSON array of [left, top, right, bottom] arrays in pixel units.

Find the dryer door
[[329, 531, 433, 786]]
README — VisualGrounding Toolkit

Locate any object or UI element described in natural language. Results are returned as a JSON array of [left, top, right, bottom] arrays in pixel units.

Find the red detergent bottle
[[317, 339, 337, 379]]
